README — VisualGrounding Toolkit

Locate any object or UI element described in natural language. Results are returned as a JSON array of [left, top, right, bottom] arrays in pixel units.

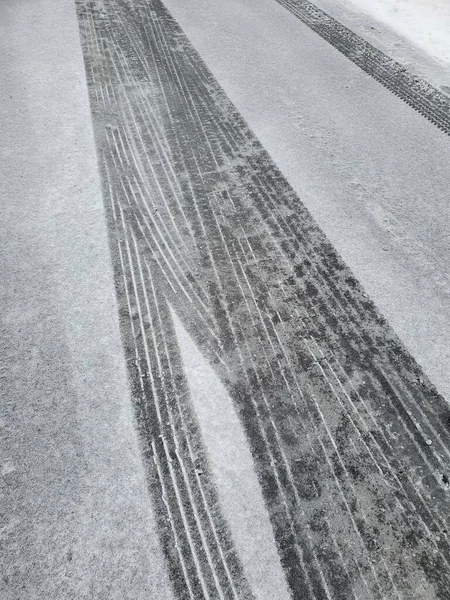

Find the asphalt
[[2, 0, 450, 599]]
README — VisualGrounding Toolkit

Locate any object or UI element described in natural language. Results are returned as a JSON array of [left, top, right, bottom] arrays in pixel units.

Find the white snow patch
[[170, 305, 291, 600], [337, 0, 450, 66]]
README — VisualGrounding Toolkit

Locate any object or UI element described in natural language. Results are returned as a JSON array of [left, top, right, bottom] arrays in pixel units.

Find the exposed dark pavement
[[2, 0, 450, 598]]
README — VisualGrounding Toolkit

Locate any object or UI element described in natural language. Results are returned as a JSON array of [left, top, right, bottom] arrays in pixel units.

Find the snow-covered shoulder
[[338, 0, 450, 67]]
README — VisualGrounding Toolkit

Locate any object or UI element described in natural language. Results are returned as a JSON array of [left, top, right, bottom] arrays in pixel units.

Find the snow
[[0, 2, 174, 598], [337, 0, 450, 66]]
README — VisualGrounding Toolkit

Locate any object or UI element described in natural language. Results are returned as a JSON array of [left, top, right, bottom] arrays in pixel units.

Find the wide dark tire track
[[76, 0, 450, 598], [275, 0, 450, 136]]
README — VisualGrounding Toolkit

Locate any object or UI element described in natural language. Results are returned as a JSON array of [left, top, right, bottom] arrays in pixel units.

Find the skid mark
[[76, 0, 450, 598]]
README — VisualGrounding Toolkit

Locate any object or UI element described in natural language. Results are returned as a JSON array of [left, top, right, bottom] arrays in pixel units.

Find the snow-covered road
[[2, 0, 450, 598]]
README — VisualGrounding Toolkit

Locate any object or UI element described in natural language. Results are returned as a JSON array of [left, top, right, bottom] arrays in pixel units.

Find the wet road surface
[[74, 0, 450, 598]]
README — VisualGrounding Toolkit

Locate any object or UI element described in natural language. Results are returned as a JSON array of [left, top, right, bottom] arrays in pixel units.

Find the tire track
[[115, 195, 254, 599], [275, 0, 450, 136], [76, 0, 450, 598], [183, 73, 450, 549], [153, 12, 450, 568]]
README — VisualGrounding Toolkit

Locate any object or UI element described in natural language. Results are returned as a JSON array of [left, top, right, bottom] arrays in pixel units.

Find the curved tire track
[[76, 0, 450, 598]]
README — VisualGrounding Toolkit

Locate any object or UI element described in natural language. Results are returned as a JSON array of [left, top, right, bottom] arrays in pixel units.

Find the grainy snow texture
[[0, 1, 174, 599], [4, 0, 450, 598], [337, 0, 450, 66]]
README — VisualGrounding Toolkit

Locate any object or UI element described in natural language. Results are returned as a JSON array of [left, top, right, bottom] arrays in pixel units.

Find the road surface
[[2, 0, 450, 598]]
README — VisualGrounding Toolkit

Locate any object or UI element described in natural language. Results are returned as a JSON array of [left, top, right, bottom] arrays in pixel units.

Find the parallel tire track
[[77, 3, 255, 599], [76, 0, 450, 598]]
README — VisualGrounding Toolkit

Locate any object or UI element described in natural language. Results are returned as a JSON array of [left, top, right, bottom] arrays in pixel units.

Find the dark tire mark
[[76, 0, 450, 598]]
